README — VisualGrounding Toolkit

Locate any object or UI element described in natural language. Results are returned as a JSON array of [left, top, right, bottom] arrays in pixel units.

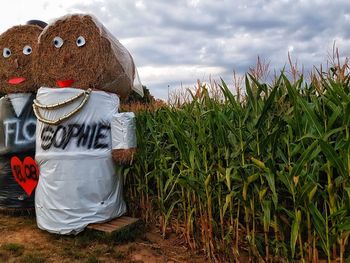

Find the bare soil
[[0, 214, 207, 263]]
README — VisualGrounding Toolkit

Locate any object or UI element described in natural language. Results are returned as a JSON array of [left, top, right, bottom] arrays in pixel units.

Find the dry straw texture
[[34, 14, 135, 98], [0, 25, 43, 94], [112, 148, 136, 165]]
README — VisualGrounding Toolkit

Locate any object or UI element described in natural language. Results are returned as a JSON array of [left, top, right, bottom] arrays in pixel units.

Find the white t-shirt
[[35, 87, 129, 234]]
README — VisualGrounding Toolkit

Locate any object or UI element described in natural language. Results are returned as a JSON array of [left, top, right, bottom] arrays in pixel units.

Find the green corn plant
[[122, 69, 350, 261]]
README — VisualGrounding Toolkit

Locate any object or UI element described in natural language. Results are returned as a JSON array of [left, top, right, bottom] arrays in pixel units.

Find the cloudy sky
[[1, 0, 349, 99]]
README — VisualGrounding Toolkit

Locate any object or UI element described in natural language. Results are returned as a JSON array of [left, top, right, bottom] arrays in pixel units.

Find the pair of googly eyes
[[2, 45, 32, 58], [53, 36, 86, 48]]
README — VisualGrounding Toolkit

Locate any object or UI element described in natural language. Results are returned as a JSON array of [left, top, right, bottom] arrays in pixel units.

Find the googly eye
[[76, 36, 86, 47], [23, 45, 32, 55], [3, 48, 11, 58], [53, 36, 64, 48]]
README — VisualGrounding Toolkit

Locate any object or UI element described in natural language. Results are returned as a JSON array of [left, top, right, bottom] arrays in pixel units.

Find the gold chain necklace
[[33, 88, 92, 125]]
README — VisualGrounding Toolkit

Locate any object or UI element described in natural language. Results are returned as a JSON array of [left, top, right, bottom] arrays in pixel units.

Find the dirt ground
[[0, 214, 207, 263]]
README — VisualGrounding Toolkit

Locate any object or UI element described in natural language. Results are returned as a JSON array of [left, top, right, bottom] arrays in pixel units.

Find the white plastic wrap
[[133, 69, 144, 97], [112, 112, 136, 150], [35, 87, 128, 234], [93, 14, 143, 96]]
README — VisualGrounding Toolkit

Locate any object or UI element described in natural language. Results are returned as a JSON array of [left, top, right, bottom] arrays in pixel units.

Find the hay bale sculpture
[[33, 14, 142, 234], [0, 22, 46, 211]]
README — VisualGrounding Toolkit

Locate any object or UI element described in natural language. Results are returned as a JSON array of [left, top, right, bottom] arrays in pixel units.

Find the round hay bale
[[34, 14, 136, 98], [0, 25, 43, 94]]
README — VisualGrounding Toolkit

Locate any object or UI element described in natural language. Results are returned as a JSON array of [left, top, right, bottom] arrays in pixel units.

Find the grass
[[0, 215, 133, 263], [0, 242, 25, 262], [0, 214, 202, 263], [19, 252, 46, 263]]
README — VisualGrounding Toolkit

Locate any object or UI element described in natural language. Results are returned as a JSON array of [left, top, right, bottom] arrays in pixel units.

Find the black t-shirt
[[0, 94, 36, 208]]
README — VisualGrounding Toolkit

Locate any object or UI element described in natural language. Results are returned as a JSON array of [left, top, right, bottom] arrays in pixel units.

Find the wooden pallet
[[87, 216, 139, 234]]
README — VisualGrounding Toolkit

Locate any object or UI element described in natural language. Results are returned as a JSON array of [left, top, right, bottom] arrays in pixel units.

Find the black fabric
[[26, 20, 47, 29], [0, 94, 36, 208]]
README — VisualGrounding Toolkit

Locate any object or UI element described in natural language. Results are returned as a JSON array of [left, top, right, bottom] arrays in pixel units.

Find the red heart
[[10, 156, 39, 197]]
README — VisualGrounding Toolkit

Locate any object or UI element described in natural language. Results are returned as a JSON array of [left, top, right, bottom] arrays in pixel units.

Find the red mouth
[[56, 79, 74, 88], [8, 77, 26, 85]]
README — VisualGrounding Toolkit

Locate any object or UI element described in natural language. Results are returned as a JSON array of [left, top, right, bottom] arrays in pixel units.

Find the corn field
[[123, 67, 350, 262]]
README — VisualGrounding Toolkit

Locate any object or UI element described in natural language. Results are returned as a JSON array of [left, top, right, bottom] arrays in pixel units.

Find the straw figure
[[33, 14, 141, 234], [0, 22, 46, 211]]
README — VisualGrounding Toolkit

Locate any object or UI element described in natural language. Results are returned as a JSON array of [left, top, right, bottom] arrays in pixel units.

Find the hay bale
[[112, 148, 136, 165], [0, 25, 43, 94], [0, 24, 43, 211], [34, 14, 136, 98]]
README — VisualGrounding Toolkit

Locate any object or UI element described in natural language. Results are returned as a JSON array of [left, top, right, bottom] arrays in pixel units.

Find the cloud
[[0, 0, 78, 31], [70, 0, 350, 99], [1, 0, 350, 99]]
